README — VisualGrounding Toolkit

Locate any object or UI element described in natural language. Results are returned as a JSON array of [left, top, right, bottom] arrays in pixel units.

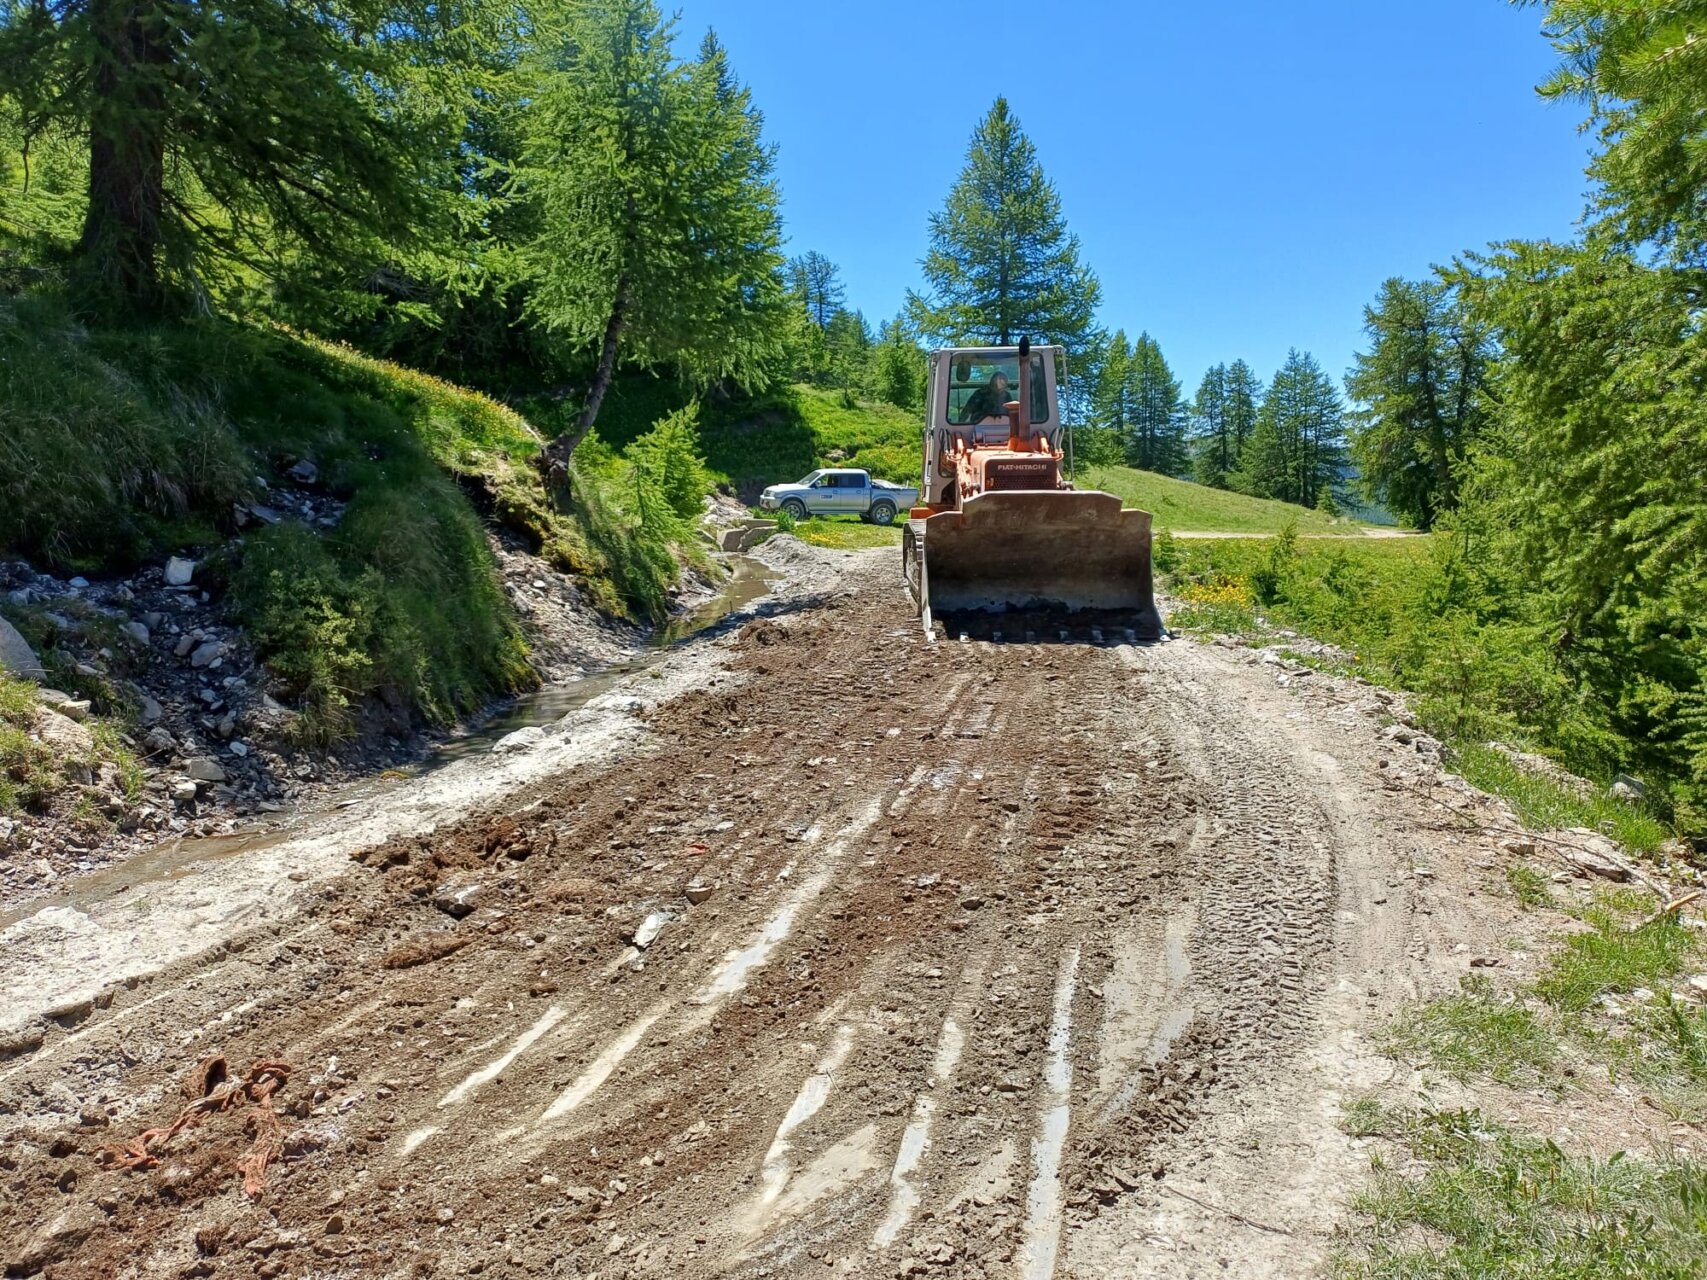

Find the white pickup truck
[[757, 468, 920, 526]]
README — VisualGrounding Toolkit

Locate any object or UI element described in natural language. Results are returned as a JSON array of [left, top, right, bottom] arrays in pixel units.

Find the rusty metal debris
[[100, 1055, 292, 1199]]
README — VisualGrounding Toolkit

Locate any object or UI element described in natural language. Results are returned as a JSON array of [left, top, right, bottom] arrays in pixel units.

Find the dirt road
[[1, 540, 1524, 1278]]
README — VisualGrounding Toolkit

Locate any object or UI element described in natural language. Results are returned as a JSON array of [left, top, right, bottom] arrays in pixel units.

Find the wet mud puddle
[[0, 556, 779, 932]]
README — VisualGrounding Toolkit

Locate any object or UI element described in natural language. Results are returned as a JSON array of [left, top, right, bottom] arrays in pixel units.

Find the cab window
[[946, 354, 1048, 426]]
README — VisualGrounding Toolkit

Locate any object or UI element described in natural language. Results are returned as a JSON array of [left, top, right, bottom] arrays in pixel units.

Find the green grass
[[789, 517, 904, 551], [1451, 742, 1671, 859], [1536, 907, 1697, 1014], [1082, 464, 1368, 535], [0, 669, 140, 818], [0, 294, 705, 741], [1380, 975, 1557, 1086], [541, 378, 923, 500], [1335, 1105, 1707, 1280], [1508, 863, 1557, 910], [1165, 534, 1685, 845]]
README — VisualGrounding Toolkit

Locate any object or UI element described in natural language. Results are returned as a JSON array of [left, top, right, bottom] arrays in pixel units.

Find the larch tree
[[1190, 364, 1231, 487], [1090, 329, 1137, 443], [908, 96, 1101, 352], [787, 250, 845, 329], [1239, 349, 1345, 508], [872, 314, 926, 412], [0, 0, 495, 318], [1191, 360, 1262, 489], [824, 306, 871, 405], [1345, 277, 1492, 529], [1128, 333, 1188, 476], [522, 5, 786, 476]]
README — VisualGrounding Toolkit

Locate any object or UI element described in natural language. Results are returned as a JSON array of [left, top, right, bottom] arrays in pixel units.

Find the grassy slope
[[1082, 464, 1364, 535], [584, 379, 920, 496], [1164, 534, 1675, 850], [592, 374, 1361, 538], [0, 296, 681, 741]]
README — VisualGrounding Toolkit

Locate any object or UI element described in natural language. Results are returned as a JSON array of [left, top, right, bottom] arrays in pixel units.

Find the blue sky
[[681, 0, 1593, 395]]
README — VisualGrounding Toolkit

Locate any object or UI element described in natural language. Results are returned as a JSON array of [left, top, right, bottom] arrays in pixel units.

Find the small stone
[[288, 459, 319, 485], [189, 640, 223, 669], [138, 695, 163, 724], [434, 1207, 454, 1225], [58, 700, 91, 722], [173, 636, 195, 658], [1499, 838, 1536, 857], [67, 576, 89, 589], [230, 741, 249, 757], [432, 881, 485, 919], [631, 912, 669, 950], [121, 621, 150, 646], [324, 1215, 345, 1236], [250, 504, 282, 525], [143, 727, 176, 754], [171, 779, 200, 804], [685, 882, 714, 905], [491, 726, 545, 755], [185, 757, 227, 783], [164, 557, 196, 587], [960, 896, 985, 910]]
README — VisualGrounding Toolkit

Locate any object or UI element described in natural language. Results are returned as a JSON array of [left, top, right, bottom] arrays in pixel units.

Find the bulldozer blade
[[918, 490, 1165, 640]]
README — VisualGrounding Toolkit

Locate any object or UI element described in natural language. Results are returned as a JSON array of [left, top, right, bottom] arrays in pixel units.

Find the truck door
[[840, 472, 870, 515]]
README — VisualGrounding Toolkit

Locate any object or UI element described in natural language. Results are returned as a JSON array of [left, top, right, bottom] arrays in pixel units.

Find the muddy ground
[[0, 540, 1677, 1278]]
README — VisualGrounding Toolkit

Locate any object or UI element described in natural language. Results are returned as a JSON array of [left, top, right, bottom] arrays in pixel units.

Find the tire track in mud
[[0, 557, 1353, 1280]]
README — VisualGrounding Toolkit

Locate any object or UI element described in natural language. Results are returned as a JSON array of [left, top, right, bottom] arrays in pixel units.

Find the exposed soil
[[0, 542, 1682, 1279]]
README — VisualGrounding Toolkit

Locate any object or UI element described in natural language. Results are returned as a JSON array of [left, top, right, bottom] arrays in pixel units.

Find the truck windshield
[[947, 354, 1047, 426]]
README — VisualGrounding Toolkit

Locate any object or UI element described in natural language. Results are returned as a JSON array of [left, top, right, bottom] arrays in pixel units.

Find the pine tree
[[1238, 350, 1345, 508], [907, 97, 1101, 352], [1345, 277, 1493, 530], [1225, 359, 1262, 467], [787, 251, 845, 330], [522, 7, 787, 474], [1090, 329, 1137, 444], [873, 315, 926, 412], [0, 0, 499, 318], [1128, 333, 1189, 475], [1190, 360, 1262, 489], [824, 307, 872, 406]]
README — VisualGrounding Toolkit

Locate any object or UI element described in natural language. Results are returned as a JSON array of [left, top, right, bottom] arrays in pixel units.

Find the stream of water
[[0, 556, 780, 931]]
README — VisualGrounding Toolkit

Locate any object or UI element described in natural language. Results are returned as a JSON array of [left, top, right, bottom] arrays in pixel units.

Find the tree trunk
[[78, 0, 171, 318], [538, 276, 629, 495]]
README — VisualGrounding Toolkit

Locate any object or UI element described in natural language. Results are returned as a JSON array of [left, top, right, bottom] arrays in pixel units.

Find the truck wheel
[[782, 499, 807, 521], [870, 501, 896, 526]]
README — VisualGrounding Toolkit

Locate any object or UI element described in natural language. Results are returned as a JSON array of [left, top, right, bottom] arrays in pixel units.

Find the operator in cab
[[960, 370, 1013, 423]]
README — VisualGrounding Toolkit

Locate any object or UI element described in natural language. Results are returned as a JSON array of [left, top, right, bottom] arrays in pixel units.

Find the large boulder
[[0, 616, 43, 679]]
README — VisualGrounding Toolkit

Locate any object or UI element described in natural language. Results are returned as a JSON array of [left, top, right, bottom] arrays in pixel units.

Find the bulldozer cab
[[923, 346, 1065, 504]]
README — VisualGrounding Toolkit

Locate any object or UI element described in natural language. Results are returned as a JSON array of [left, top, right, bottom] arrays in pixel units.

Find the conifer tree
[[1190, 360, 1262, 489], [824, 307, 871, 406], [1128, 333, 1188, 475], [873, 315, 926, 412], [1238, 350, 1345, 508], [0, 0, 498, 318], [1345, 277, 1492, 529], [908, 97, 1100, 352], [787, 251, 845, 329], [522, 6, 786, 475]]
